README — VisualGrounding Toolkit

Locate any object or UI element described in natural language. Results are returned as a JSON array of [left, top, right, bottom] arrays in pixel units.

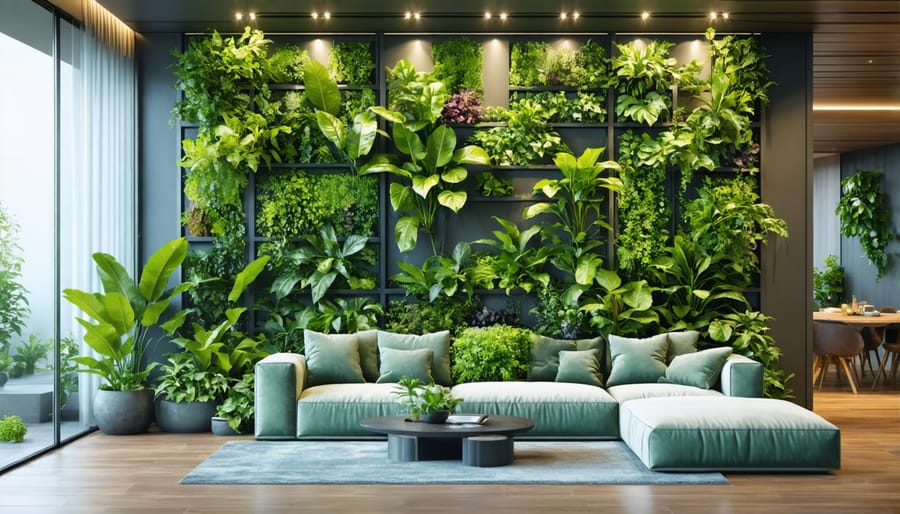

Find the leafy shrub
[[476, 172, 513, 197], [385, 297, 477, 338], [813, 255, 844, 309], [269, 44, 307, 83], [509, 39, 608, 89], [530, 284, 591, 340], [451, 325, 532, 383], [469, 97, 570, 166], [432, 37, 483, 93], [509, 41, 548, 87], [835, 170, 897, 279], [329, 41, 375, 86], [0, 202, 29, 355], [440, 89, 483, 125], [0, 415, 27, 443]]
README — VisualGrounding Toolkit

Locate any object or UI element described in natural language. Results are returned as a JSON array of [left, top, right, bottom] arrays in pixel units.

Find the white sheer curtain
[[62, 1, 137, 425]]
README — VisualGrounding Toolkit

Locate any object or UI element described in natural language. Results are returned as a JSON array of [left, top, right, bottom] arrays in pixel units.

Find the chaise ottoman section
[[451, 381, 619, 439], [296, 383, 404, 438], [620, 397, 840, 472]]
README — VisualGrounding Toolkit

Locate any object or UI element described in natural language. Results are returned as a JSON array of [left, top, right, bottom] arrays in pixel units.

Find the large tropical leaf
[[137, 237, 188, 302], [390, 183, 415, 212], [423, 125, 456, 173], [437, 190, 467, 212], [451, 146, 491, 166], [395, 216, 420, 252], [393, 124, 426, 160], [315, 111, 345, 149], [412, 174, 440, 199], [345, 110, 378, 159], [229, 256, 270, 302], [303, 59, 341, 115]]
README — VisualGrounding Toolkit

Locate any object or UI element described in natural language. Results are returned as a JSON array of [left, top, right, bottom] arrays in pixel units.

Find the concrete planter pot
[[210, 416, 239, 436], [93, 389, 154, 435], [155, 399, 216, 433]]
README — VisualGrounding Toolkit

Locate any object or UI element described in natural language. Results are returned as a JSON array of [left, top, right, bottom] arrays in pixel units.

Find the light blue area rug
[[180, 441, 728, 485]]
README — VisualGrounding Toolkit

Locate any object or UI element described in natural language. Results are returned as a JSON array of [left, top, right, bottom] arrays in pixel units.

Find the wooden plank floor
[[0, 373, 898, 514]]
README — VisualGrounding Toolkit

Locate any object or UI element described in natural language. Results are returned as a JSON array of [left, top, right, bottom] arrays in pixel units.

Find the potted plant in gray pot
[[62, 238, 194, 435], [212, 372, 255, 435], [156, 256, 269, 433]]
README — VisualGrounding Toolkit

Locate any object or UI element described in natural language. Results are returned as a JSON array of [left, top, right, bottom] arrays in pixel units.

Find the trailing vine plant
[[835, 170, 897, 279]]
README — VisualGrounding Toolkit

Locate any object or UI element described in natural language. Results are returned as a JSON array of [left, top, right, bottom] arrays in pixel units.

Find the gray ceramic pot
[[210, 416, 239, 436], [155, 399, 217, 433], [93, 389, 154, 435]]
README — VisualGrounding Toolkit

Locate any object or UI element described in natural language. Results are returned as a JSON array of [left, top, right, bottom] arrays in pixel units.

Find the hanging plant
[[835, 170, 897, 279]]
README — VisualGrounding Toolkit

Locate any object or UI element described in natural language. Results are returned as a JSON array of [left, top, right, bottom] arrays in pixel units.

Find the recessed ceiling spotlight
[[499, 12, 508, 20], [405, 11, 412, 19], [572, 11, 580, 20], [722, 12, 730, 19], [641, 11, 650, 21], [560, 12, 568, 20], [484, 12, 492, 19], [248, 12, 256, 20], [235, 12, 243, 20], [414, 12, 421, 20], [323, 11, 331, 19], [311, 11, 319, 19]]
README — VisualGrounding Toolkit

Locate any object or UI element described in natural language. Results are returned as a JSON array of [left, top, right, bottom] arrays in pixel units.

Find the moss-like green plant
[[0, 415, 27, 443], [432, 37, 483, 94], [329, 41, 375, 86], [509, 41, 548, 87], [615, 131, 671, 279], [451, 325, 532, 383], [836, 170, 897, 280], [385, 297, 477, 338], [468, 97, 570, 166], [269, 44, 307, 83]]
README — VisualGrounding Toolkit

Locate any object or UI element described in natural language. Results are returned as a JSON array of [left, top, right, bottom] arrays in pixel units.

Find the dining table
[[812, 310, 900, 327]]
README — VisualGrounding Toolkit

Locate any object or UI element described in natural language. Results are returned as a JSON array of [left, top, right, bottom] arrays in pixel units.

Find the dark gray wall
[[761, 33, 814, 407], [137, 32, 182, 365], [839, 144, 900, 308]]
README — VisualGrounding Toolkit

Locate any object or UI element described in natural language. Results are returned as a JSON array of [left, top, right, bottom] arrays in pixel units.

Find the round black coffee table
[[360, 415, 534, 466]]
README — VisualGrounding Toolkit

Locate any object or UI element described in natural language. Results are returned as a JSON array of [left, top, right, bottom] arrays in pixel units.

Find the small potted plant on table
[[393, 376, 462, 424]]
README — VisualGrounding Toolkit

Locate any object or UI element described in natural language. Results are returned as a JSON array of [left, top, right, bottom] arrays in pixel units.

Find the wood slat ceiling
[[91, 0, 900, 155]]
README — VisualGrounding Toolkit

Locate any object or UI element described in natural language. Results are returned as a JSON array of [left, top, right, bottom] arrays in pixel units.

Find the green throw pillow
[[666, 330, 700, 363], [527, 335, 605, 381], [303, 330, 365, 386], [376, 347, 434, 384], [527, 335, 575, 381], [376, 330, 452, 386], [555, 349, 604, 386], [660, 346, 733, 389], [606, 333, 669, 386], [356, 329, 380, 382]]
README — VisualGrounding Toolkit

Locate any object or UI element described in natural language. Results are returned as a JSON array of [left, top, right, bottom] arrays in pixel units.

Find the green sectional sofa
[[254, 329, 841, 471]]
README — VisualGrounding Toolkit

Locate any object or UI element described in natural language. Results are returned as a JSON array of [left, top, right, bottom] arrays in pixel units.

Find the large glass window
[[0, 0, 90, 471]]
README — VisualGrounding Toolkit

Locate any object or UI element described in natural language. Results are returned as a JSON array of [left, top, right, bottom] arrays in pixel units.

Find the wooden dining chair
[[813, 320, 865, 394], [872, 305, 900, 390]]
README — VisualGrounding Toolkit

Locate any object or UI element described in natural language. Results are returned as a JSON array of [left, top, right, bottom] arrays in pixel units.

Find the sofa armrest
[[719, 354, 764, 398], [255, 353, 306, 439]]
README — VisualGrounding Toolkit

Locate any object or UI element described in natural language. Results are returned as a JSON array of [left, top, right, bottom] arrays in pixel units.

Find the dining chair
[[872, 305, 899, 390], [813, 320, 865, 394]]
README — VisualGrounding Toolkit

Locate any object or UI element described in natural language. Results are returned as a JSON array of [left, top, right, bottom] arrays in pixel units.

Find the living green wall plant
[[523, 148, 621, 287], [615, 131, 671, 279], [473, 217, 550, 294], [509, 41, 547, 87], [171, 27, 273, 126], [813, 255, 844, 309], [508, 39, 608, 89], [682, 175, 788, 288], [329, 41, 375, 86], [469, 97, 570, 166], [579, 269, 658, 338], [432, 37, 483, 94], [451, 325, 532, 383], [365, 60, 490, 254], [385, 296, 477, 338], [835, 170, 897, 279]]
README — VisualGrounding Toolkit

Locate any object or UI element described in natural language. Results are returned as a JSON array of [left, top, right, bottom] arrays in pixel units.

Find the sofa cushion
[[527, 335, 606, 381], [619, 397, 841, 471], [555, 349, 604, 386], [375, 347, 433, 384], [606, 383, 723, 403], [665, 330, 700, 363], [450, 381, 619, 438], [660, 346, 732, 389], [303, 330, 365, 386], [377, 331, 453, 386], [296, 383, 404, 437], [357, 329, 380, 382], [607, 334, 668, 386]]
